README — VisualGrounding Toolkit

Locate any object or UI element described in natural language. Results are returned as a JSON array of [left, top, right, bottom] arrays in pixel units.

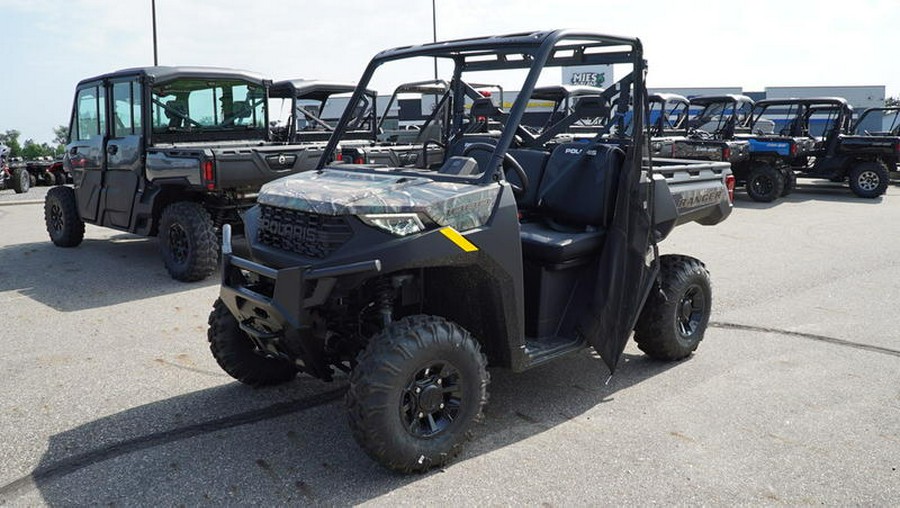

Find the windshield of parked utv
[[150, 78, 266, 142], [322, 34, 640, 182]]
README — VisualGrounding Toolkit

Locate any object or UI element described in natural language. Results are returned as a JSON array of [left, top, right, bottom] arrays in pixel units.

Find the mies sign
[[562, 65, 612, 88]]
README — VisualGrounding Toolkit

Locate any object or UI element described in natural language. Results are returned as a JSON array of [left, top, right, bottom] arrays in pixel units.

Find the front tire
[[44, 186, 85, 247], [208, 299, 297, 386], [634, 255, 712, 361], [347, 315, 489, 473], [158, 201, 218, 282], [12, 168, 30, 194], [848, 161, 889, 198], [745, 163, 784, 202]]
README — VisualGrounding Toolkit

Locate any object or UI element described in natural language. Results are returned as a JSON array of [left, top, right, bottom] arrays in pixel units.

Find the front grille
[[257, 205, 352, 258]]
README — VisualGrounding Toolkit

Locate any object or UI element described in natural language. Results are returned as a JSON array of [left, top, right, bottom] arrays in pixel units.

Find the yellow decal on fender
[[440, 227, 479, 252]]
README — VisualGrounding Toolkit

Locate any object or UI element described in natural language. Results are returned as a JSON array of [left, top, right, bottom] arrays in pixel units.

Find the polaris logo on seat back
[[564, 147, 598, 156]]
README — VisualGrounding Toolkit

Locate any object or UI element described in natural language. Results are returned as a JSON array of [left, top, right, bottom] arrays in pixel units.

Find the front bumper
[[218, 224, 381, 378]]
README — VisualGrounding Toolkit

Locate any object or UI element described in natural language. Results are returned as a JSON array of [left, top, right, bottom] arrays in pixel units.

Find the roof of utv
[[269, 80, 364, 101], [690, 94, 754, 106], [372, 29, 641, 68], [649, 93, 689, 105], [754, 97, 849, 108], [76, 66, 268, 87]]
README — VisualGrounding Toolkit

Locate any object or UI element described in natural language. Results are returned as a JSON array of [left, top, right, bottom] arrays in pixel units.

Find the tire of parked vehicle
[[54, 172, 66, 186], [347, 315, 489, 473], [781, 167, 797, 197], [634, 255, 712, 361], [12, 167, 30, 194], [848, 161, 889, 199], [158, 201, 219, 282], [745, 163, 785, 202], [44, 186, 85, 247], [207, 298, 298, 386]]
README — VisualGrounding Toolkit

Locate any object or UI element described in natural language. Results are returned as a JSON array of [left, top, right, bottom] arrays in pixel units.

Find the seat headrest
[[166, 100, 186, 112], [573, 96, 609, 120], [470, 97, 500, 119], [231, 101, 251, 119]]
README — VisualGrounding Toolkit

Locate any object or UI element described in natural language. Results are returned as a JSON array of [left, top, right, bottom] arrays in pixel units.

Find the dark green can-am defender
[[209, 30, 734, 472]]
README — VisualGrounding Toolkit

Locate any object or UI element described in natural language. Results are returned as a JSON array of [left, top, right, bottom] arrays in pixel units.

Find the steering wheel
[[462, 142, 528, 195]]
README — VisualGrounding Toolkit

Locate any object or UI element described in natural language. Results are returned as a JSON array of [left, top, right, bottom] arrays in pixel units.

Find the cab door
[[65, 82, 106, 222], [101, 79, 143, 229]]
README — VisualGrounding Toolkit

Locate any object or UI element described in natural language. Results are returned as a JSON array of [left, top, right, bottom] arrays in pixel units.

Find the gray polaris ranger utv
[[209, 30, 734, 472]]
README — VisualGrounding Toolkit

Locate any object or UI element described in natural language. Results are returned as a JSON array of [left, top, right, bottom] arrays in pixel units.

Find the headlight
[[359, 213, 426, 236]]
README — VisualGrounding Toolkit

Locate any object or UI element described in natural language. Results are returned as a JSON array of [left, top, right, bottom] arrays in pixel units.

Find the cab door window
[[112, 81, 143, 137], [73, 85, 107, 141]]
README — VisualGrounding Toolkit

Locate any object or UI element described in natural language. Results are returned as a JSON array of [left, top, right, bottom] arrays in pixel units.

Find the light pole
[[152, 0, 159, 65], [432, 0, 437, 79]]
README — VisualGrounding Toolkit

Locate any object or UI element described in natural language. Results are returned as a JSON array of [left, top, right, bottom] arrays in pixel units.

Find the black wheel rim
[[751, 174, 773, 196], [677, 284, 706, 337], [400, 361, 463, 438], [49, 203, 64, 233], [167, 223, 190, 265]]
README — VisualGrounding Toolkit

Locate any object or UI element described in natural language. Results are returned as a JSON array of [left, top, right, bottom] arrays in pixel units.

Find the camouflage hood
[[258, 168, 501, 231]]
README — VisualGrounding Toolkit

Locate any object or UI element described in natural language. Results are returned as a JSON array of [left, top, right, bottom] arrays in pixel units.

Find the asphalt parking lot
[[0, 181, 898, 505]]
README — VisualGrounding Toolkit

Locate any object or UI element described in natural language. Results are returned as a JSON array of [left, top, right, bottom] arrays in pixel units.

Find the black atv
[[755, 97, 897, 198], [209, 30, 734, 472]]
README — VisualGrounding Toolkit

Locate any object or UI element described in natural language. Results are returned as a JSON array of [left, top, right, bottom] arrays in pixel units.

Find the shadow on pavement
[[733, 181, 885, 210], [0, 234, 217, 312], [0, 350, 682, 505]]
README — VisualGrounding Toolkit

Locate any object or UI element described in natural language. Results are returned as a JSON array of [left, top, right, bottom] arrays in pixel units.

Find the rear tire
[[745, 163, 784, 202], [44, 186, 85, 247], [848, 161, 889, 198], [634, 255, 712, 361], [208, 299, 297, 386], [158, 201, 218, 282], [781, 168, 797, 197], [347, 315, 489, 473], [12, 168, 30, 194]]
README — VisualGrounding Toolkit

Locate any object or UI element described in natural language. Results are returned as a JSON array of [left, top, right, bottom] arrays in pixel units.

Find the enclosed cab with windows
[[45, 66, 337, 281]]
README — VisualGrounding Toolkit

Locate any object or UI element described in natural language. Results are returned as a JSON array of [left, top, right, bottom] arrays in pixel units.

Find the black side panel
[[578, 145, 658, 374], [102, 134, 142, 229]]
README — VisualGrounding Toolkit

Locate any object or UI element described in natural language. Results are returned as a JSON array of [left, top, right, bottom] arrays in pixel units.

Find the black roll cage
[[647, 93, 690, 134], [688, 95, 754, 136], [750, 97, 853, 136], [316, 29, 646, 186], [269, 80, 378, 142], [852, 106, 900, 135]]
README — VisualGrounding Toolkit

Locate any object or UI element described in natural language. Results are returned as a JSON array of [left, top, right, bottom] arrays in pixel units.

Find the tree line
[[0, 126, 68, 160]]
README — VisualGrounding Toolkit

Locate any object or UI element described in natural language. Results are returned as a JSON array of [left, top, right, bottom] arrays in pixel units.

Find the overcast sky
[[1, 0, 897, 144]]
